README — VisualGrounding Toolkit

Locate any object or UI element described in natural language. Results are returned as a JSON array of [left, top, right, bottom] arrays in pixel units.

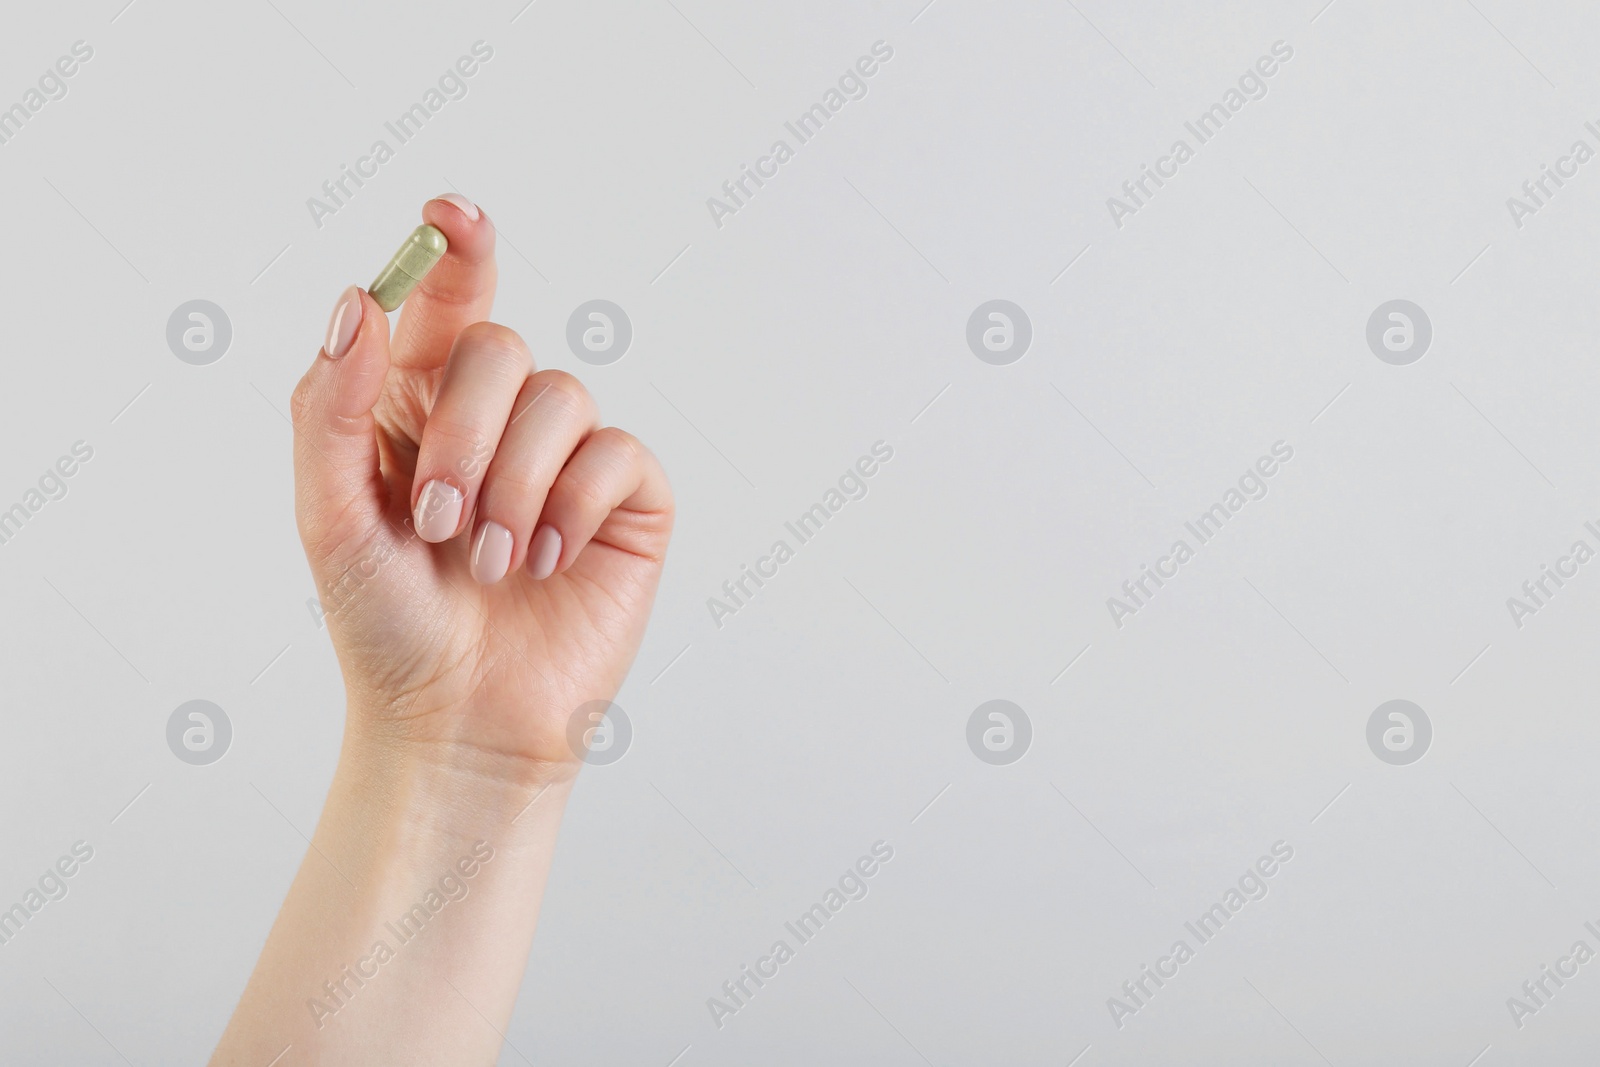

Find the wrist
[[344, 679, 584, 775], [330, 723, 577, 849]]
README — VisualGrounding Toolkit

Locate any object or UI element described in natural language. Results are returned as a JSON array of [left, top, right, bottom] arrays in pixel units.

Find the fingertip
[[423, 194, 495, 261], [323, 288, 391, 421], [528, 524, 562, 580], [434, 192, 479, 221], [414, 479, 466, 543], [471, 521, 515, 584], [392, 197, 499, 368]]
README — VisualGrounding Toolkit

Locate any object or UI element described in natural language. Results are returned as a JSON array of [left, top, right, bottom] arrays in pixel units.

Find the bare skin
[[210, 194, 673, 1066]]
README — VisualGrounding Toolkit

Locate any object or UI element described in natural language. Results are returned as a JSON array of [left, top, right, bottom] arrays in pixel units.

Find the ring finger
[[469, 370, 599, 582]]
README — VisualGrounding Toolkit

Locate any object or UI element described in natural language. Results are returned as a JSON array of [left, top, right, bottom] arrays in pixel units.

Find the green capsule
[[369, 224, 448, 312]]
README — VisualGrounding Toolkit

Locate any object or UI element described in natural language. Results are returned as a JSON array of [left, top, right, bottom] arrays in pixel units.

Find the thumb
[[291, 285, 393, 571]]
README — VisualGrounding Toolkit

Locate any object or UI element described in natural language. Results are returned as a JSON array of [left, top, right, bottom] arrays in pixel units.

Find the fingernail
[[471, 522, 514, 584], [436, 192, 480, 221], [414, 480, 464, 542], [324, 285, 363, 359], [528, 524, 562, 579]]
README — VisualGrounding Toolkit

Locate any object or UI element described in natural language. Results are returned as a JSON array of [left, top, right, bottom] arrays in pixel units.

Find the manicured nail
[[437, 192, 480, 221], [324, 285, 363, 359], [471, 522, 514, 584], [414, 480, 464, 542], [528, 524, 562, 579]]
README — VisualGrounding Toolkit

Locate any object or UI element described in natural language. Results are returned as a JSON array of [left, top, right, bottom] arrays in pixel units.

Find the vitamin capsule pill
[[369, 224, 448, 312]]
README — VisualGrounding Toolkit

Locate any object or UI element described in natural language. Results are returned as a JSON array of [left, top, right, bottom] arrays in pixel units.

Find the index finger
[[389, 193, 499, 371]]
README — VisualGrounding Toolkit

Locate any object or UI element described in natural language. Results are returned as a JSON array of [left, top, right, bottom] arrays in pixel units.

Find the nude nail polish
[[414, 480, 464, 542], [528, 524, 562, 579], [437, 192, 480, 221], [324, 285, 362, 359], [471, 522, 514, 584]]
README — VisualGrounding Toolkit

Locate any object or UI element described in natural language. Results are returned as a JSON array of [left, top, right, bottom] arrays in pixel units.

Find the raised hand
[[291, 195, 673, 781]]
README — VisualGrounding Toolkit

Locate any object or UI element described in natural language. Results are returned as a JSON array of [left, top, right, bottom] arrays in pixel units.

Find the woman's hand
[[291, 194, 673, 784], [211, 196, 672, 1065]]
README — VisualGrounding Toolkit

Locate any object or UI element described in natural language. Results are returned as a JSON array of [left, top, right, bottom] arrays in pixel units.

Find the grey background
[[1, 0, 1596, 1063]]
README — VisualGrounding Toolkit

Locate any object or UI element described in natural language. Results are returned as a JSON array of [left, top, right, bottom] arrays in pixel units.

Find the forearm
[[211, 724, 574, 1066]]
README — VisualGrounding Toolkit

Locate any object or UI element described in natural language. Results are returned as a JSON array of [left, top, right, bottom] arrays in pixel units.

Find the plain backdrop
[[3, 1, 1600, 1063]]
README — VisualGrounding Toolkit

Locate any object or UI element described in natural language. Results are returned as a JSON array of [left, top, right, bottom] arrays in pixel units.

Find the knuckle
[[482, 468, 545, 500], [424, 415, 491, 455], [288, 374, 317, 429], [594, 426, 642, 463], [417, 413, 495, 484], [559, 469, 611, 515], [454, 321, 531, 372], [528, 370, 592, 420], [472, 451, 535, 510]]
